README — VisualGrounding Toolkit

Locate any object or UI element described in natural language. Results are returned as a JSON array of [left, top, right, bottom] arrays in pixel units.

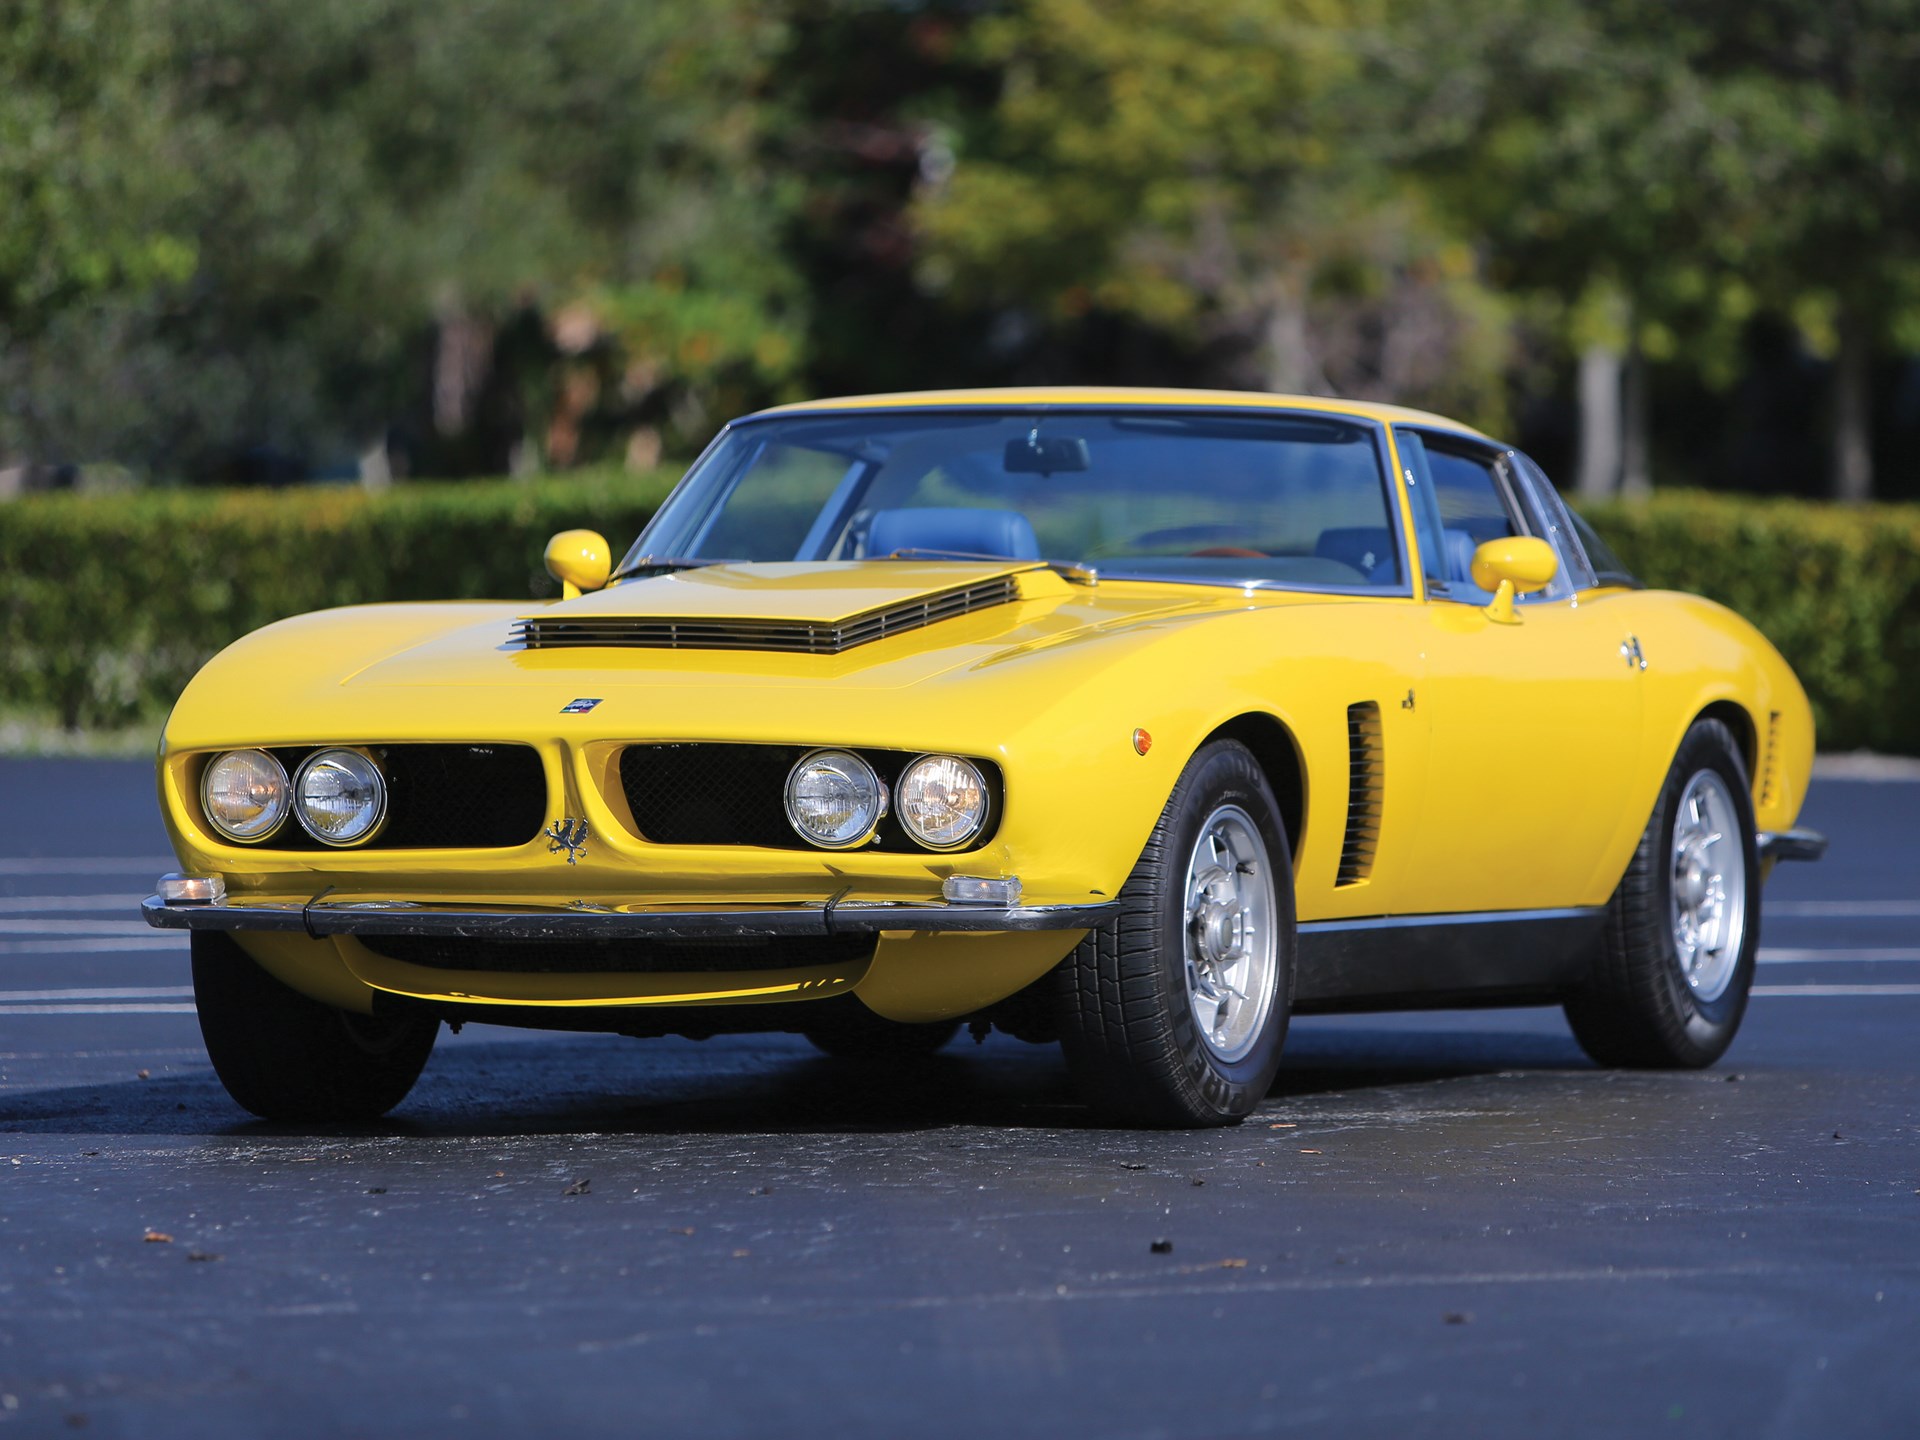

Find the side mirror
[[1470, 536, 1557, 625], [544, 529, 611, 600]]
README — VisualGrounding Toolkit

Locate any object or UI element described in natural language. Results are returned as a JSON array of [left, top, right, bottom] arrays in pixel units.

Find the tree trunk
[[1831, 308, 1872, 503], [1620, 343, 1651, 497], [1576, 342, 1623, 500], [1261, 279, 1313, 396]]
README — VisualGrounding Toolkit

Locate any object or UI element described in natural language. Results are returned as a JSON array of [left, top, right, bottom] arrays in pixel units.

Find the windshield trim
[[615, 404, 1418, 596]]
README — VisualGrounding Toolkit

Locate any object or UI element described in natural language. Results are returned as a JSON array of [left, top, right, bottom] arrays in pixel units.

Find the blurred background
[[2, 0, 1917, 751]]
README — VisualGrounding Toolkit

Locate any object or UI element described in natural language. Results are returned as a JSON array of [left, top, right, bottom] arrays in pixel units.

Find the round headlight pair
[[200, 748, 386, 847], [782, 749, 989, 852]]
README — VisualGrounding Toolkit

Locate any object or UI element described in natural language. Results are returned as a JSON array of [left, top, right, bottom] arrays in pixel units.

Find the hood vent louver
[[510, 575, 1021, 655]]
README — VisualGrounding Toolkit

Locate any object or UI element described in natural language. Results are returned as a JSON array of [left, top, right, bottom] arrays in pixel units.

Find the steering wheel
[[1187, 546, 1268, 559]]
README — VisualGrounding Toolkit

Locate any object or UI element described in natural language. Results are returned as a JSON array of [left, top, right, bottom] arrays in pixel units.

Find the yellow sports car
[[144, 388, 1826, 1127]]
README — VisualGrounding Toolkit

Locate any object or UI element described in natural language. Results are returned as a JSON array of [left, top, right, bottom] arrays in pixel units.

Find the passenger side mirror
[[1470, 536, 1556, 625], [544, 529, 611, 600]]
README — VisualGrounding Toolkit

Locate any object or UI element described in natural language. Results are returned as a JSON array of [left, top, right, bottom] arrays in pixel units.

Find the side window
[[1566, 509, 1638, 588], [1513, 453, 1596, 592], [1395, 430, 1526, 603]]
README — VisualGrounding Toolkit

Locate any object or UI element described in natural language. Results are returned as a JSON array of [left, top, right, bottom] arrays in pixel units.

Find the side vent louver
[[1759, 709, 1781, 809], [1337, 701, 1383, 886]]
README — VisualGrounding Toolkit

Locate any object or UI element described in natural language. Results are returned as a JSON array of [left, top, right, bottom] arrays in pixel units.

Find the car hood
[[342, 560, 1230, 694]]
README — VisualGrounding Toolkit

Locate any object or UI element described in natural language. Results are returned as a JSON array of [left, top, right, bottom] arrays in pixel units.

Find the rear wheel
[[1054, 738, 1295, 1127], [1565, 718, 1759, 1068], [193, 930, 438, 1121]]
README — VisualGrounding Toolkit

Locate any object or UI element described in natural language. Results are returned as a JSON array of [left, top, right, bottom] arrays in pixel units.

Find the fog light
[[943, 875, 1022, 905], [157, 873, 227, 904], [294, 749, 388, 846]]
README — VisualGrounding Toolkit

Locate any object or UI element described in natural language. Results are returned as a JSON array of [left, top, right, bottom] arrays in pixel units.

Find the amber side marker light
[[1133, 728, 1152, 755]]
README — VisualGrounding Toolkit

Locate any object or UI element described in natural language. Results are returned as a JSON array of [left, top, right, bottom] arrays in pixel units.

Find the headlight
[[294, 749, 387, 846], [897, 754, 990, 850], [784, 749, 887, 849], [200, 748, 289, 843]]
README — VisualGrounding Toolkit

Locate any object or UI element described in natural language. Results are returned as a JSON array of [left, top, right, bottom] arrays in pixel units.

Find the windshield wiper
[[881, 548, 1098, 586], [617, 555, 743, 577]]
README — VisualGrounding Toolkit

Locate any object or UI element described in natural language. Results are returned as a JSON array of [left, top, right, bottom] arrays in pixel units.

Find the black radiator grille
[[619, 743, 1002, 852], [358, 933, 874, 974], [232, 744, 547, 851], [509, 576, 1021, 654]]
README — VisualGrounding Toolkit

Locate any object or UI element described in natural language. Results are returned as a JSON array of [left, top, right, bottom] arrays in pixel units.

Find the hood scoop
[[509, 574, 1022, 655]]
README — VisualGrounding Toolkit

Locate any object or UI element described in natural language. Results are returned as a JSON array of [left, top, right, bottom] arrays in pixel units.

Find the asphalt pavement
[[0, 758, 1915, 1438]]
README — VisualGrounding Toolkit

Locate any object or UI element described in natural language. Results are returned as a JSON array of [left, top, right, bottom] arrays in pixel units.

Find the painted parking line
[[0, 894, 145, 914], [0, 938, 184, 955], [1765, 900, 1920, 918], [0, 1003, 198, 1014], [0, 987, 194, 1002], [0, 919, 160, 936], [1751, 984, 1920, 997], [1757, 948, 1920, 963], [0, 858, 174, 875]]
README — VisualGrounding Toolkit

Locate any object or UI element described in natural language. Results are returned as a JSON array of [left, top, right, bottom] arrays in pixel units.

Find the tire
[[1054, 738, 1295, 1127], [1565, 717, 1760, 1068], [803, 1010, 959, 1061], [192, 930, 438, 1121]]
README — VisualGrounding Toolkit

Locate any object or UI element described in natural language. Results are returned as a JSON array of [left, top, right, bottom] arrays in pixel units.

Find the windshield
[[618, 408, 1406, 590]]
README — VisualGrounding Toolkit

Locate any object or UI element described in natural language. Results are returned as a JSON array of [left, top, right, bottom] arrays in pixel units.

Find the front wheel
[[1054, 738, 1295, 1127], [1565, 717, 1760, 1068], [193, 931, 438, 1122]]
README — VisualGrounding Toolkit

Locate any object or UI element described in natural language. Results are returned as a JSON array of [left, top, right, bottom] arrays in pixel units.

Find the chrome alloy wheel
[[1182, 804, 1280, 1064], [1669, 770, 1748, 1003]]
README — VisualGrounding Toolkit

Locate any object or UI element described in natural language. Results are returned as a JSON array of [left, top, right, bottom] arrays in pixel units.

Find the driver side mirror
[[1470, 536, 1557, 625], [544, 529, 611, 600]]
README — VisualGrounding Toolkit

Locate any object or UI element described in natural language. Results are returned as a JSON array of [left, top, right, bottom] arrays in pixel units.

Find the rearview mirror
[[544, 529, 611, 600], [1004, 433, 1090, 475], [1470, 536, 1556, 624]]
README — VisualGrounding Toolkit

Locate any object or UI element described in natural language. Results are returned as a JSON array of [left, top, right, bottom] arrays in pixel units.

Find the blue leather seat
[[1442, 528, 1478, 584], [1314, 527, 1398, 584], [867, 507, 1042, 561]]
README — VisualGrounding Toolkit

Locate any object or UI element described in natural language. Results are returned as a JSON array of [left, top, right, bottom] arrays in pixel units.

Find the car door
[[1389, 429, 1645, 915]]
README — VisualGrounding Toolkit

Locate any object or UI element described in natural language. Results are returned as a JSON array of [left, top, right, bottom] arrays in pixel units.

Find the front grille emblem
[[560, 697, 602, 713], [544, 818, 590, 864]]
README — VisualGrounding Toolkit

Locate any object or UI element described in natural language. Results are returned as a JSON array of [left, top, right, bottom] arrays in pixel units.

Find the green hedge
[[0, 470, 675, 729], [1581, 494, 1920, 756], [3, 481, 1917, 752]]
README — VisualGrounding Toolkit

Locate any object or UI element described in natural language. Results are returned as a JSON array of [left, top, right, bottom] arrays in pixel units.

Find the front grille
[[509, 576, 1021, 654], [358, 933, 873, 974], [619, 743, 1002, 852], [242, 744, 546, 851]]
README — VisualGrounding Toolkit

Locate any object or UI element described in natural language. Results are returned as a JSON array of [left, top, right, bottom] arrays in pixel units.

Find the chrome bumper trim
[[1757, 828, 1828, 863], [140, 894, 1114, 940]]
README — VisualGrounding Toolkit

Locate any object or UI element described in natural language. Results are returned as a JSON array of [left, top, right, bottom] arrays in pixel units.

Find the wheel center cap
[[1197, 901, 1245, 966]]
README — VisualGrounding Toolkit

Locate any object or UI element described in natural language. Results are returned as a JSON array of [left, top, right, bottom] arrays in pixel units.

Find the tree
[[912, 0, 1513, 428]]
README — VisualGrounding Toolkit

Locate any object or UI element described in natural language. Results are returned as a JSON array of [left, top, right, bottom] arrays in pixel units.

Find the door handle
[[1620, 636, 1647, 670]]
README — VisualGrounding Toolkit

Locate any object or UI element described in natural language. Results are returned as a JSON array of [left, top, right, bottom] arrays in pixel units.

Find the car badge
[[544, 818, 590, 864], [560, 697, 602, 714]]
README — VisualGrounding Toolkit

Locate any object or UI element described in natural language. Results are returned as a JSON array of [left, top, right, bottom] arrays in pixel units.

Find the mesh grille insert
[[510, 576, 1021, 654], [240, 744, 546, 851], [619, 743, 1002, 852]]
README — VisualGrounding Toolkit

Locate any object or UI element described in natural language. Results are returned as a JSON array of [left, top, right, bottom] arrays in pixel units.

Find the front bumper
[[1758, 828, 1828, 864], [140, 893, 1117, 941]]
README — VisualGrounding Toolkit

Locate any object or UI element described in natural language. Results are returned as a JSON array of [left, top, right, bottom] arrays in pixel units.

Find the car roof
[[748, 386, 1494, 441]]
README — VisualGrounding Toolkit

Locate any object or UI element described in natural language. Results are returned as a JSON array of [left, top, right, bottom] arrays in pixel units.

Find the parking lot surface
[[1, 759, 1916, 1437]]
